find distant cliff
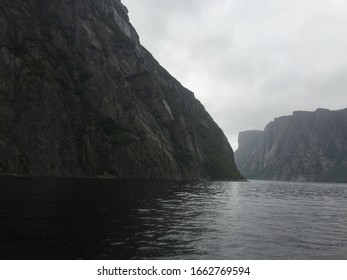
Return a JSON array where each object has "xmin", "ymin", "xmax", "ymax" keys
[
  {"xmin": 235, "ymin": 108, "xmax": 347, "ymax": 182},
  {"xmin": 0, "ymin": 0, "xmax": 243, "ymax": 180}
]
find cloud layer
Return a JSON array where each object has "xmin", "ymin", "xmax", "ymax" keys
[{"xmin": 122, "ymin": 0, "xmax": 347, "ymax": 149}]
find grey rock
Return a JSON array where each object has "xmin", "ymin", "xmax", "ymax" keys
[
  {"xmin": 235, "ymin": 108, "xmax": 347, "ymax": 182},
  {"xmin": 0, "ymin": 0, "xmax": 243, "ymax": 181}
]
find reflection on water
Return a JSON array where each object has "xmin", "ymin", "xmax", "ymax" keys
[{"xmin": 0, "ymin": 177, "xmax": 347, "ymax": 259}]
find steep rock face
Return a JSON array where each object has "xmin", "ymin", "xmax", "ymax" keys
[
  {"xmin": 0, "ymin": 0, "xmax": 243, "ymax": 180},
  {"xmin": 235, "ymin": 108, "xmax": 347, "ymax": 182}
]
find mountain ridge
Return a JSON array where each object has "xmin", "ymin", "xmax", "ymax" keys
[
  {"xmin": 235, "ymin": 108, "xmax": 347, "ymax": 182},
  {"xmin": 0, "ymin": 0, "xmax": 243, "ymax": 181}
]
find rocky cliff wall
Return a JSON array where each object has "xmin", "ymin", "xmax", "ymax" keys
[
  {"xmin": 0, "ymin": 0, "xmax": 243, "ymax": 180},
  {"xmin": 235, "ymin": 108, "xmax": 347, "ymax": 182}
]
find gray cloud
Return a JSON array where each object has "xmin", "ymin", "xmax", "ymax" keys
[{"xmin": 122, "ymin": 0, "xmax": 347, "ymax": 149}]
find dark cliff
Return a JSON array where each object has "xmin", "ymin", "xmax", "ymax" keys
[
  {"xmin": 235, "ymin": 108, "xmax": 347, "ymax": 182},
  {"xmin": 0, "ymin": 0, "xmax": 243, "ymax": 180}
]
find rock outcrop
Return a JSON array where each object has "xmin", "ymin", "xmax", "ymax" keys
[
  {"xmin": 0, "ymin": 0, "xmax": 243, "ymax": 180},
  {"xmin": 235, "ymin": 108, "xmax": 347, "ymax": 182}
]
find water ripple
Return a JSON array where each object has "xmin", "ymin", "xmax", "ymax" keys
[{"xmin": 1, "ymin": 178, "xmax": 347, "ymax": 259}]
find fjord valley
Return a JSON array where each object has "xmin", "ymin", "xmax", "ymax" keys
[
  {"xmin": 0, "ymin": 0, "xmax": 242, "ymax": 181},
  {"xmin": 235, "ymin": 108, "xmax": 347, "ymax": 182},
  {"xmin": 2, "ymin": 0, "xmax": 347, "ymax": 262}
]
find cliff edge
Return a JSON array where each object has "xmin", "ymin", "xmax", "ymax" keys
[
  {"xmin": 0, "ymin": 0, "xmax": 243, "ymax": 180},
  {"xmin": 235, "ymin": 108, "xmax": 347, "ymax": 182}
]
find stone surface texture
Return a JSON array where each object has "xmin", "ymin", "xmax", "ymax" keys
[{"xmin": 0, "ymin": 0, "xmax": 243, "ymax": 180}]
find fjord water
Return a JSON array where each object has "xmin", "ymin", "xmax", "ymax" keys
[{"xmin": 1, "ymin": 178, "xmax": 346, "ymax": 259}]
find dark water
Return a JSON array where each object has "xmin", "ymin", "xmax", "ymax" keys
[{"xmin": 1, "ymin": 177, "xmax": 347, "ymax": 260}]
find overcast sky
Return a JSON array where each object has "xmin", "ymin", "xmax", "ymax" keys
[{"xmin": 122, "ymin": 0, "xmax": 347, "ymax": 150}]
